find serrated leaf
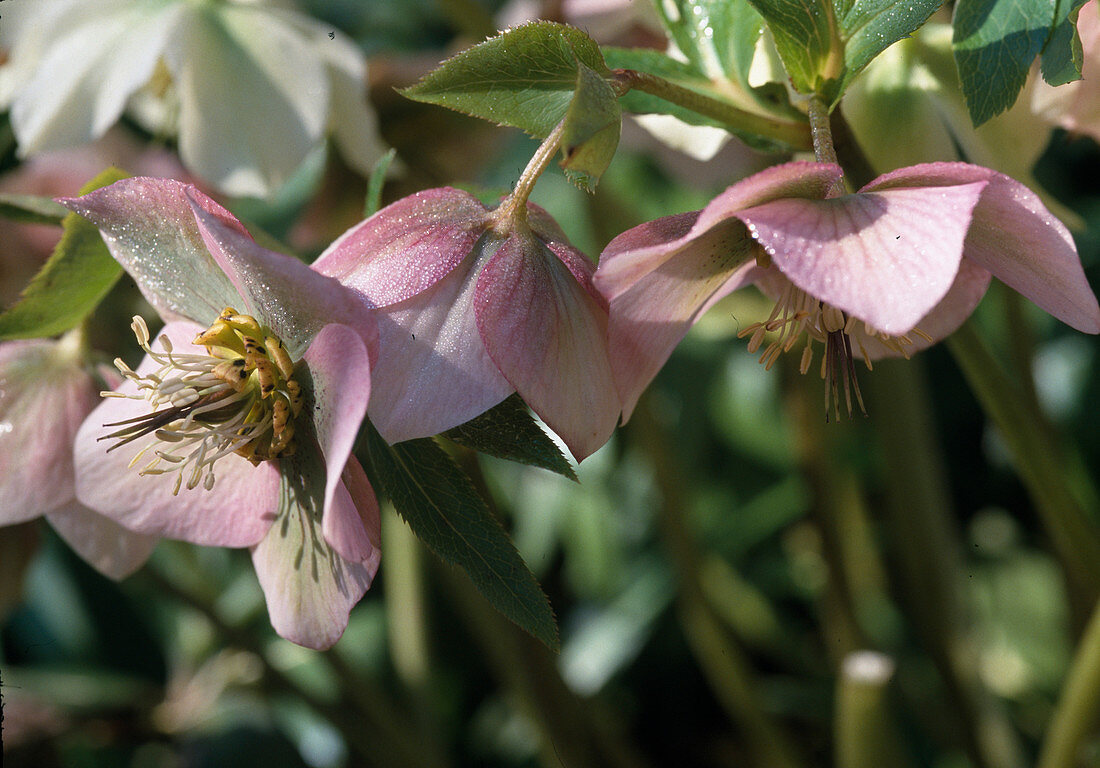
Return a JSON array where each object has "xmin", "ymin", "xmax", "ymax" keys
[
  {"xmin": 365, "ymin": 424, "xmax": 560, "ymax": 650},
  {"xmin": 0, "ymin": 168, "xmax": 127, "ymax": 340},
  {"xmin": 559, "ymin": 62, "xmax": 621, "ymax": 191},
  {"xmin": 953, "ymin": 0, "xmax": 1086, "ymax": 124},
  {"xmin": 401, "ymin": 21, "xmax": 609, "ymax": 138},
  {"xmin": 443, "ymin": 394, "xmax": 577, "ymax": 481},
  {"xmin": 0, "ymin": 193, "xmax": 70, "ymax": 225}
]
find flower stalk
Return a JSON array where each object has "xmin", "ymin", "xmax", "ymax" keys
[
  {"xmin": 494, "ymin": 118, "xmax": 567, "ymax": 227},
  {"xmin": 610, "ymin": 69, "xmax": 812, "ymax": 150}
]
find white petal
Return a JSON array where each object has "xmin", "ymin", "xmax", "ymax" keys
[
  {"xmin": 10, "ymin": 3, "xmax": 181, "ymax": 155},
  {"xmin": 168, "ymin": 4, "xmax": 329, "ymax": 197}
]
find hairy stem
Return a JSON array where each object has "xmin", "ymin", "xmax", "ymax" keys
[{"xmin": 611, "ymin": 69, "xmax": 812, "ymax": 150}]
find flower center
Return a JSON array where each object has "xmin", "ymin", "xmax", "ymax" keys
[
  {"xmin": 737, "ymin": 275, "xmax": 931, "ymax": 420},
  {"xmin": 100, "ymin": 308, "xmax": 304, "ymax": 494}
]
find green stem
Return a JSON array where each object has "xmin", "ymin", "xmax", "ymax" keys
[
  {"xmin": 835, "ymin": 652, "xmax": 914, "ymax": 768},
  {"xmin": 611, "ymin": 69, "xmax": 812, "ymax": 150},
  {"xmin": 494, "ymin": 118, "xmax": 566, "ymax": 227},
  {"xmin": 1037, "ymin": 598, "xmax": 1100, "ymax": 768},
  {"xmin": 634, "ymin": 399, "xmax": 806, "ymax": 768},
  {"xmin": 442, "ymin": 452, "xmax": 651, "ymax": 768},
  {"xmin": 947, "ymin": 322, "xmax": 1100, "ymax": 609},
  {"xmin": 864, "ymin": 357, "xmax": 1025, "ymax": 768},
  {"xmin": 441, "ymin": 562, "xmax": 651, "ymax": 768}
]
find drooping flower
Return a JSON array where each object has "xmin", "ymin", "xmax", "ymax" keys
[
  {"xmin": 0, "ymin": 331, "xmax": 157, "ymax": 579},
  {"xmin": 594, "ymin": 161, "xmax": 1100, "ymax": 420},
  {"xmin": 313, "ymin": 187, "xmax": 620, "ymax": 461},
  {"xmin": 0, "ymin": 0, "xmax": 386, "ymax": 198},
  {"xmin": 58, "ymin": 177, "xmax": 382, "ymax": 649}
]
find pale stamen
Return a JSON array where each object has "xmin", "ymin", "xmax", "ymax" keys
[
  {"xmin": 739, "ymin": 282, "xmax": 925, "ymax": 419},
  {"xmin": 100, "ymin": 309, "xmax": 304, "ymax": 494}
]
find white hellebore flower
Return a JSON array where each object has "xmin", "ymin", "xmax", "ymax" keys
[{"xmin": 0, "ymin": 0, "xmax": 386, "ymax": 198}]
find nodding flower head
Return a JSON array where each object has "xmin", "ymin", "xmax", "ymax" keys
[
  {"xmin": 595, "ymin": 161, "xmax": 1100, "ymax": 423},
  {"xmin": 103, "ymin": 310, "xmax": 305, "ymax": 495}
]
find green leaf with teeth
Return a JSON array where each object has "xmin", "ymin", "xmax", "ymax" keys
[
  {"xmin": 443, "ymin": 394, "xmax": 576, "ymax": 481},
  {"xmin": 365, "ymin": 423, "xmax": 559, "ymax": 650},
  {"xmin": 0, "ymin": 167, "xmax": 128, "ymax": 341}
]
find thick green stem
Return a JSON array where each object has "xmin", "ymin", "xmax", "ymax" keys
[
  {"xmin": 494, "ymin": 118, "xmax": 566, "ymax": 226},
  {"xmin": 947, "ymin": 322, "xmax": 1100, "ymax": 611},
  {"xmin": 611, "ymin": 69, "xmax": 812, "ymax": 150},
  {"xmin": 1038, "ymin": 598, "xmax": 1100, "ymax": 768},
  {"xmin": 835, "ymin": 652, "xmax": 914, "ymax": 768}
]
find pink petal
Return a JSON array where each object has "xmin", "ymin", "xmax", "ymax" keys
[
  {"xmin": 367, "ymin": 256, "xmax": 512, "ymax": 444},
  {"xmin": 251, "ymin": 456, "xmax": 376, "ymax": 650},
  {"xmin": 0, "ymin": 339, "xmax": 98, "ymax": 524},
  {"xmin": 46, "ymin": 501, "xmax": 158, "ymax": 580},
  {"xmin": 73, "ymin": 322, "xmax": 279, "ymax": 547},
  {"xmin": 595, "ymin": 162, "xmax": 843, "ymax": 297},
  {"xmin": 300, "ymin": 323, "xmax": 372, "ymax": 530},
  {"xmin": 595, "ymin": 211, "xmax": 702, "ymax": 298},
  {"xmin": 321, "ymin": 457, "xmax": 381, "ymax": 567},
  {"xmin": 608, "ymin": 241, "xmax": 761, "ymax": 421},
  {"xmin": 866, "ymin": 162, "xmax": 1100, "ymax": 333},
  {"xmin": 740, "ymin": 181, "xmax": 989, "ymax": 335},
  {"xmin": 185, "ymin": 190, "xmax": 380, "ymax": 359},
  {"xmin": 313, "ymin": 187, "xmax": 490, "ymax": 306},
  {"xmin": 476, "ymin": 233, "xmax": 619, "ymax": 460},
  {"xmin": 57, "ymin": 177, "xmax": 248, "ymax": 323}
]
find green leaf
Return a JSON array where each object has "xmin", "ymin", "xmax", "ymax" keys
[
  {"xmin": 365, "ymin": 425, "xmax": 560, "ymax": 650},
  {"xmin": 559, "ymin": 61, "xmax": 621, "ymax": 192},
  {"xmin": 953, "ymin": 0, "xmax": 1086, "ymax": 124},
  {"xmin": 746, "ymin": 0, "xmax": 842, "ymax": 97},
  {"xmin": 748, "ymin": 0, "xmax": 940, "ymax": 104},
  {"xmin": 652, "ymin": 0, "xmax": 748, "ymax": 78},
  {"xmin": 1041, "ymin": 0, "xmax": 1089, "ymax": 86},
  {"xmin": 836, "ymin": 0, "xmax": 942, "ymax": 91},
  {"xmin": 634, "ymin": 0, "xmax": 796, "ymax": 116},
  {"xmin": 0, "ymin": 167, "xmax": 127, "ymax": 341},
  {"xmin": 0, "ymin": 193, "xmax": 70, "ymax": 225},
  {"xmin": 401, "ymin": 21, "xmax": 609, "ymax": 138},
  {"xmin": 443, "ymin": 394, "xmax": 577, "ymax": 481},
  {"xmin": 364, "ymin": 148, "xmax": 398, "ymax": 218}
]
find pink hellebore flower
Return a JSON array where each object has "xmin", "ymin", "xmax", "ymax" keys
[
  {"xmin": 58, "ymin": 177, "xmax": 382, "ymax": 650},
  {"xmin": 313, "ymin": 187, "xmax": 620, "ymax": 461},
  {"xmin": 0, "ymin": 332, "xmax": 157, "ymax": 579},
  {"xmin": 595, "ymin": 161, "xmax": 1100, "ymax": 419}
]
